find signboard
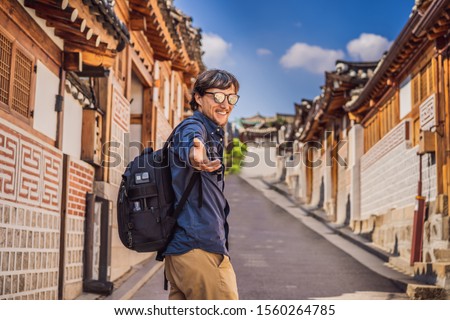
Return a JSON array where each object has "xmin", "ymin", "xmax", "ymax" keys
[{"xmin": 419, "ymin": 94, "xmax": 436, "ymax": 131}]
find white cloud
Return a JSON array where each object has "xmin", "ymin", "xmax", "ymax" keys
[
  {"xmin": 347, "ymin": 33, "xmax": 392, "ymax": 61},
  {"xmin": 280, "ymin": 43, "xmax": 344, "ymax": 74},
  {"xmin": 256, "ymin": 48, "xmax": 272, "ymax": 56},
  {"xmin": 201, "ymin": 33, "xmax": 233, "ymax": 68}
]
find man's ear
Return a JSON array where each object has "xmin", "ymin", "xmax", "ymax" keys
[{"xmin": 194, "ymin": 93, "xmax": 202, "ymax": 107}]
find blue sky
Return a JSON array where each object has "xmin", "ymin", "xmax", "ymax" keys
[{"xmin": 175, "ymin": 0, "xmax": 414, "ymax": 122}]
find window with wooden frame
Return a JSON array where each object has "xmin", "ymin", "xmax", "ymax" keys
[
  {"xmin": 411, "ymin": 60, "xmax": 435, "ymax": 108},
  {"xmin": 379, "ymin": 95, "xmax": 399, "ymax": 138},
  {"xmin": 0, "ymin": 26, "xmax": 35, "ymax": 122},
  {"xmin": 410, "ymin": 59, "xmax": 436, "ymax": 145},
  {"xmin": 364, "ymin": 114, "xmax": 380, "ymax": 153},
  {"xmin": 364, "ymin": 94, "xmax": 399, "ymax": 153}
]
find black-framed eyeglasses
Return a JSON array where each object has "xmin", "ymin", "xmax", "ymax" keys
[{"xmin": 204, "ymin": 91, "xmax": 240, "ymax": 105}]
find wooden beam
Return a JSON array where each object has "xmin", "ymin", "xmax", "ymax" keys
[
  {"xmin": 63, "ymin": 51, "xmax": 83, "ymax": 71},
  {"xmin": 54, "ymin": 29, "xmax": 100, "ymax": 49},
  {"xmin": 427, "ymin": 30, "xmax": 449, "ymax": 40},
  {"xmin": 129, "ymin": 3, "xmax": 151, "ymax": 16},
  {"xmin": 25, "ymin": 0, "xmax": 69, "ymax": 10},
  {"xmin": 25, "ymin": 1, "xmax": 78, "ymax": 22},
  {"xmin": 64, "ymin": 42, "xmax": 115, "ymax": 68},
  {"xmin": 46, "ymin": 15, "xmax": 87, "ymax": 32},
  {"xmin": 130, "ymin": 12, "xmax": 147, "ymax": 31},
  {"xmin": 130, "ymin": 114, "xmax": 143, "ymax": 124},
  {"xmin": 46, "ymin": 20, "xmax": 87, "ymax": 37}
]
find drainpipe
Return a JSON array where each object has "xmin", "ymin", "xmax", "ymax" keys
[
  {"xmin": 55, "ymin": 66, "xmax": 66, "ymax": 149},
  {"xmin": 411, "ymin": 154, "xmax": 426, "ymax": 266}
]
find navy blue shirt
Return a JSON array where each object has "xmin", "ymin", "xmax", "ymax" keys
[{"xmin": 164, "ymin": 111, "xmax": 230, "ymax": 256}]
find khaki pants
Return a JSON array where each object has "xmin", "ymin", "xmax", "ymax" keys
[{"xmin": 165, "ymin": 249, "xmax": 239, "ymax": 300}]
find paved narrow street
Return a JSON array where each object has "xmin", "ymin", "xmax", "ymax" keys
[{"xmin": 133, "ymin": 174, "xmax": 407, "ymax": 300}]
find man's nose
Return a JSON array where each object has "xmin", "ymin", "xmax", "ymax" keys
[{"xmin": 219, "ymin": 100, "xmax": 230, "ymax": 108}]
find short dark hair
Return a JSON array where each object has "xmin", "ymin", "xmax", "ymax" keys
[{"xmin": 189, "ymin": 69, "xmax": 240, "ymax": 111}]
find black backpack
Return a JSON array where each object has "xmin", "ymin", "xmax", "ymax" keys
[{"xmin": 117, "ymin": 120, "xmax": 201, "ymax": 259}]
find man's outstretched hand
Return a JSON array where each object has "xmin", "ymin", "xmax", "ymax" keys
[{"xmin": 189, "ymin": 138, "xmax": 222, "ymax": 172}]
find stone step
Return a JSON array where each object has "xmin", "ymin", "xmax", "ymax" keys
[
  {"xmin": 434, "ymin": 249, "xmax": 450, "ymax": 262},
  {"xmin": 406, "ymin": 284, "xmax": 448, "ymax": 300}
]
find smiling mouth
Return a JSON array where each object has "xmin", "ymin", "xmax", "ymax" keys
[{"xmin": 216, "ymin": 111, "xmax": 228, "ymax": 115}]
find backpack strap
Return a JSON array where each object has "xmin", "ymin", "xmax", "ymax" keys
[{"xmin": 170, "ymin": 171, "xmax": 200, "ymax": 218}]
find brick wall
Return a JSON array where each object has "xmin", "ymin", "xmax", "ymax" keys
[
  {"xmin": 63, "ymin": 158, "xmax": 94, "ymax": 299},
  {"xmin": 0, "ymin": 118, "xmax": 62, "ymax": 299}
]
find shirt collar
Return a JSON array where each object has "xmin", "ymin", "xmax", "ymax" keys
[{"xmin": 192, "ymin": 111, "xmax": 224, "ymax": 138}]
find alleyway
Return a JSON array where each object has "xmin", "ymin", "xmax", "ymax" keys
[{"xmin": 132, "ymin": 175, "xmax": 407, "ymax": 300}]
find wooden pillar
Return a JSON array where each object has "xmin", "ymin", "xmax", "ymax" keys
[
  {"xmin": 142, "ymin": 87, "xmax": 153, "ymax": 148},
  {"xmin": 434, "ymin": 53, "xmax": 446, "ymax": 196}
]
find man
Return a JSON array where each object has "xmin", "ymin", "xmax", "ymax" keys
[{"xmin": 164, "ymin": 69, "xmax": 240, "ymax": 300}]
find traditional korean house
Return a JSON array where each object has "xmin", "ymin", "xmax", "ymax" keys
[
  {"xmin": 342, "ymin": 0, "xmax": 450, "ymax": 289},
  {"xmin": 0, "ymin": 0, "xmax": 203, "ymax": 300},
  {"xmin": 290, "ymin": 61, "xmax": 376, "ymax": 216},
  {"xmin": 239, "ymin": 113, "xmax": 286, "ymax": 178}
]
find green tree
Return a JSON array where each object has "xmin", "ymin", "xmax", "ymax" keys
[{"xmin": 225, "ymin": 138, "xmax": 247, "ymax": 174}]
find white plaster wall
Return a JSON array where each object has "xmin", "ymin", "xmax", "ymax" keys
[
  {"xmin": 153, "ymin": 61, "xmax": 160, "ymax": 110},
  {"xmin": 309, "ymin": 151, "xmax": 325, "ymax": 208},
  {"xmin": 164, "ymin": 79, "xmax": 170, "ymax": 120},
  {"xmin": 130, "ymin": 74, "xmax": 143, "ymax": 114},
  {"xmin": 129, "ymin": 124, "xmax": 142, "ymax": 161},
  {"xmin": 33, "ymin": 60, "xmax": 59, "ymax": 140},
  {"xmin": 348, "ymin": 124, "xmax": 364, "ymax": 221},
  {"xmin": 62, "ymin": 94, "xmax": 82, "ymax": 159},
  {"xmin": 177, "ymin": 83, "xmax": 183, "ymax": 122},
  {"xmin": 360, "ymin": 121, "xmax": 436, "ymax": 218},
  {"xmin": 400, "ymin": 76, "xmax": 412, "ymax": 120}
]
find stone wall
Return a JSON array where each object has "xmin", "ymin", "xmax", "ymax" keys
[
  {"xmin": 309, "ymin": 150, "xmax": 325, "ymax": 208},
  {"xmin": 358, "ymin": 120, "xmax": 438, "ymax": 263}
]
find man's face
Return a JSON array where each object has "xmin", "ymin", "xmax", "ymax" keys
[{"xmin": 195, "ymin": 86, "xmax": 237, "ymax": 127}]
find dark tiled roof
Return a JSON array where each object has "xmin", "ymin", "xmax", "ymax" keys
[{"xmin": 84, "ymin": 0, "xmax": 130, "ymax": 50}]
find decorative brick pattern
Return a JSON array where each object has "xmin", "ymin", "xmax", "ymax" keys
[
  {"xmin": 0, "ymin": 121, "xmax": 62, "ymax": 212},
  {"xmin": 67, "ymin": 160, "xmax": 94, "ymax": 217},
  {"xmin": 110, "ymin": 86, "xmax": 130, "ymax": 186},
  {"xmin": 0, "ymin": 119, "xmax": 62, "ymax": 300},
  {"xmin": 0, "ymin": 129, "xmax": 19, "ymax": 201}
]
